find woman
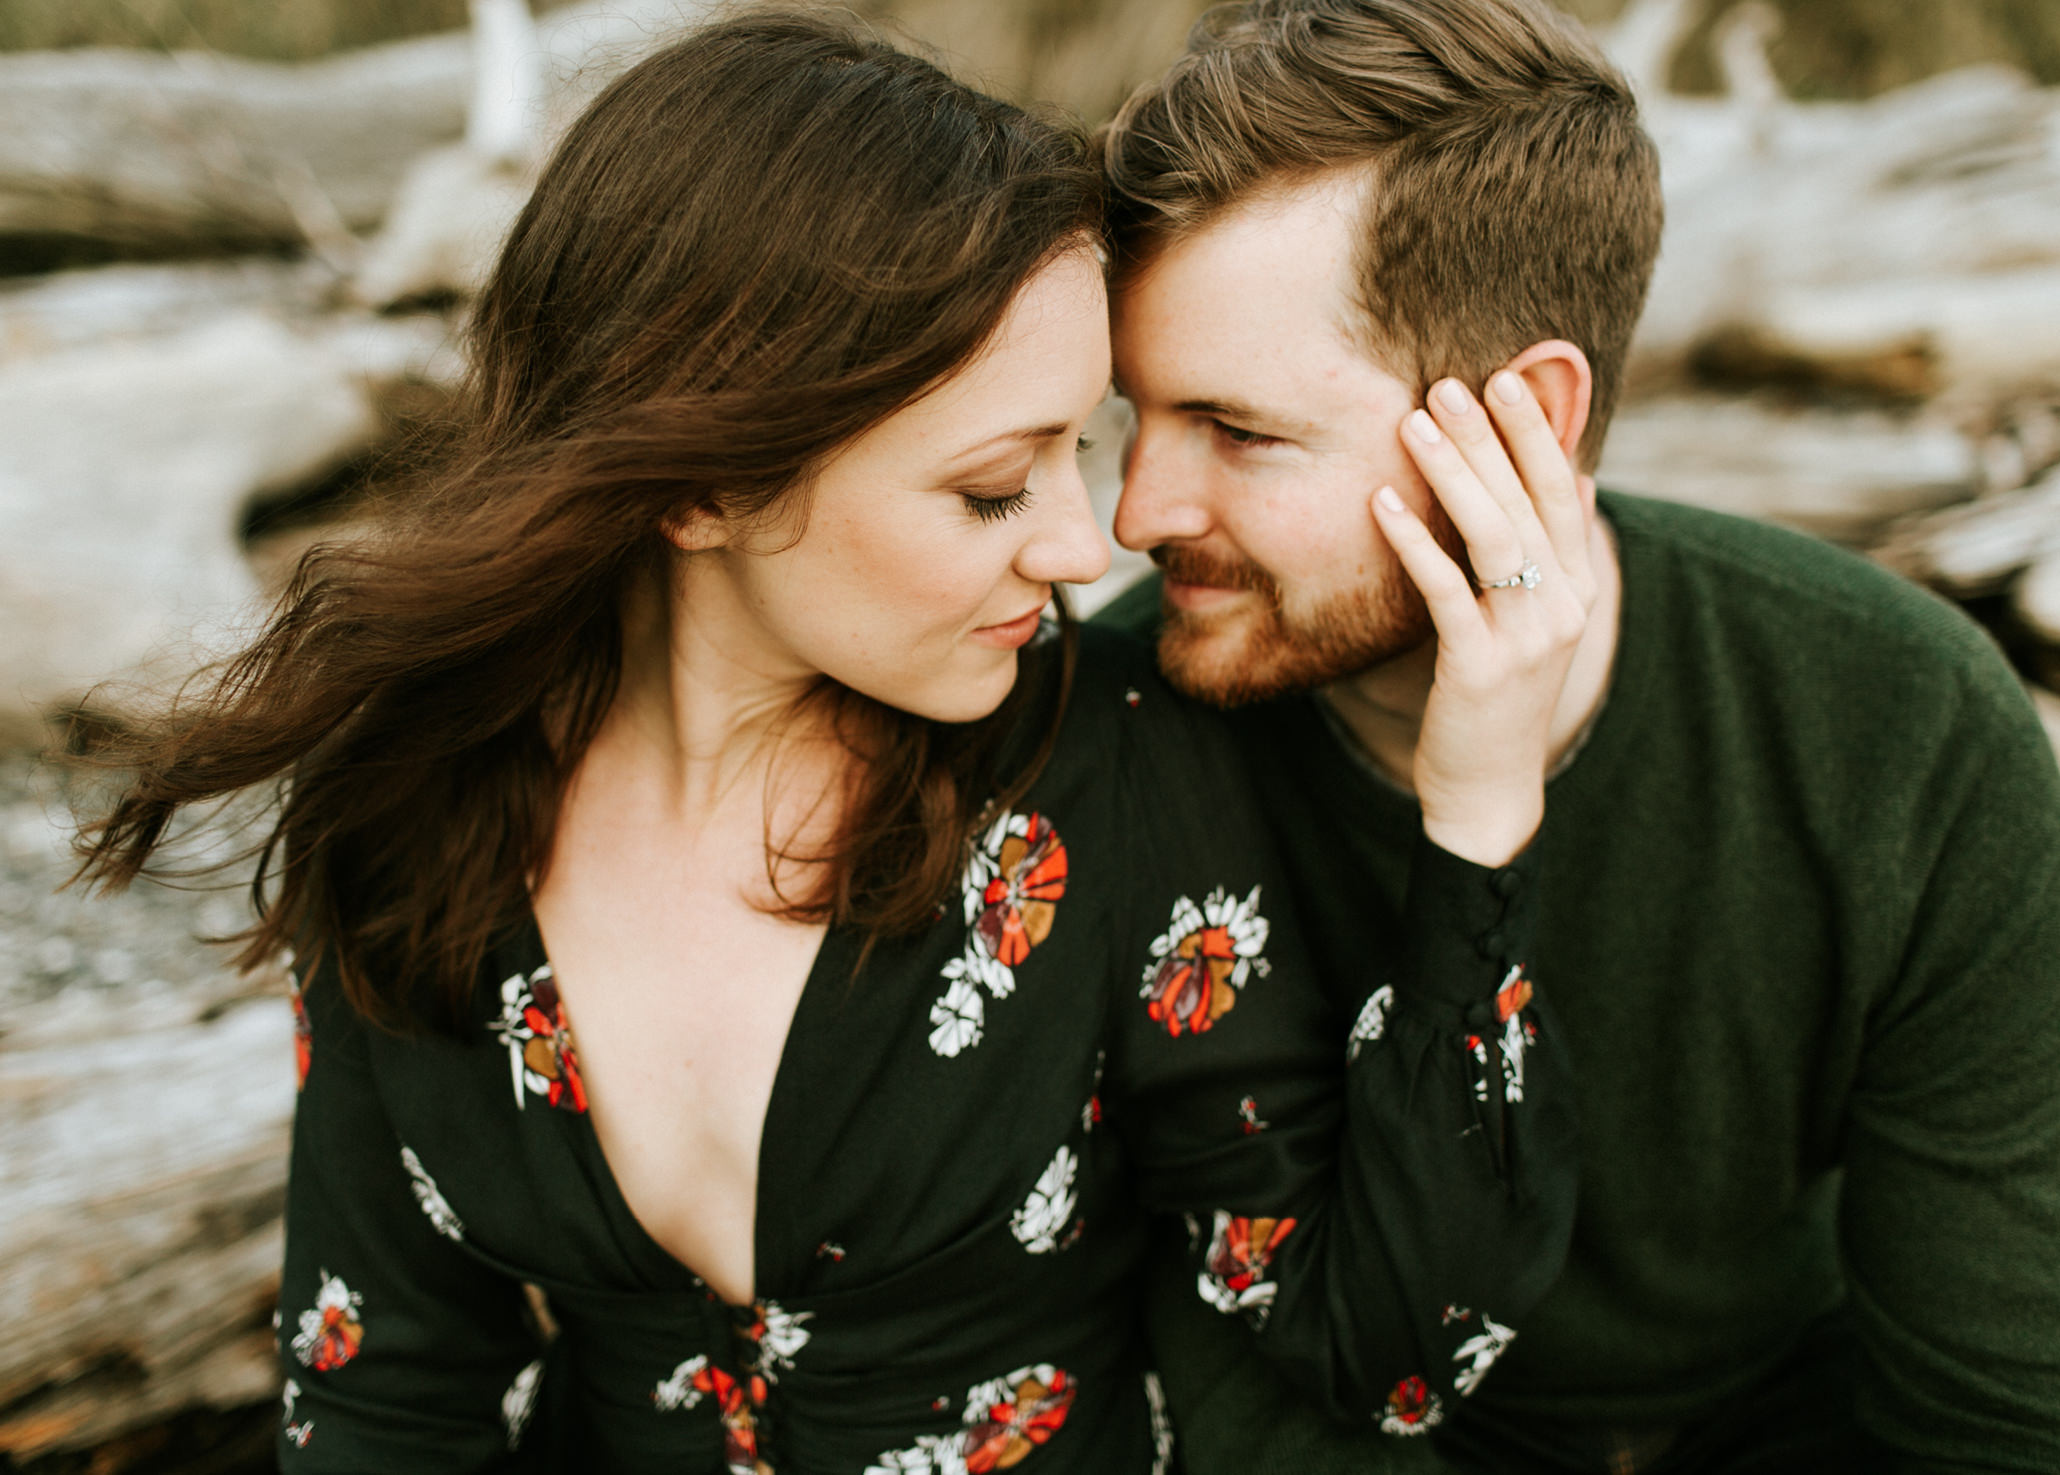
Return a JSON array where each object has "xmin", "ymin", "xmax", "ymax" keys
[{"xmin": 75, "ymin": 14, "xmax": 1587, "ymax": 1472}]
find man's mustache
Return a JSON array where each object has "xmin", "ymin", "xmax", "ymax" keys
[{"xmin": 1149, "ymin": 542, "xmax": 1280, "ymax": 602}]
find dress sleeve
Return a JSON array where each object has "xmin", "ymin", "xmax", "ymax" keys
[
  {"xmin": 1836, "ymin": 674, "xmax": 2060, "ymax": 1473},
  {"xmin": 275, "ymin": 959, "xmax": 546, "ymax": 1469},
  {"xmin": 1103, "ymin": 669, "xmax": 1577, "ymax": 1432}
]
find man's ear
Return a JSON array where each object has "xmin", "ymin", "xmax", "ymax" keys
[{"xmin": 1501, "ymin": 339, "xmax": 1592, "ymax": 469}]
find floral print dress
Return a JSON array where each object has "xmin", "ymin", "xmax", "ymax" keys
[{"xmin": 275, "ymin": 628, "xmax": 1571, "ymax": 1472}]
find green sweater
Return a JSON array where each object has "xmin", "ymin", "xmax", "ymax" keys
[{"xmin": 1095, "ymin": 492, "xmax": 2060, "ymax": 1472}]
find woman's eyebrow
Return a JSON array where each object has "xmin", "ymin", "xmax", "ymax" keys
[{"xmin": 945, "ymin": 423, "xmax": 1073, "ymax": 461}]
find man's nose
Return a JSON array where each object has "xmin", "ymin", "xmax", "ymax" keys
[
  {"xmin": 1020, "ymin": 460, "xmax": 1112, "ymax": 588},
  {"xmin": 1113, "ymin": 422, "xmax": 1213, "ymax": 553}
]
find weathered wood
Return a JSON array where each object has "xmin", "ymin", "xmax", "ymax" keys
[
  {"xmin": 1595, "ymin": 396, "xmax": 1980, "ymax": 543},
  {"xmin": 0, "ymin": 308, "xmax": 458, "ymax": 747},
  {"xmin": 0, "ymin": 758, "xmax": 291, "ymax": 1460},
  {"xmin": 1872, "ymin": 466, "xmax": 2060, "ymax": 595},
  {"xmin": 0, "ymin": 0, "xmax": 697, "ymax": 262}
]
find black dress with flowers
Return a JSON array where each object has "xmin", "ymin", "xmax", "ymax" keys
[{"xmin": 274, "ymin": 626, "xmax": 1573, "ymax": 1473}]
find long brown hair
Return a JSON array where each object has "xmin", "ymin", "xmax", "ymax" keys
[{"xmin": 73, "ymin": 12, "xmax": 1104, "ymax": 1032}]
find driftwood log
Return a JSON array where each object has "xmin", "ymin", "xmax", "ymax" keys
[
  {"xmin": 5, "ymin": 0, "xmax": 2060, "ymax": 1465},
  {"xmin": 0, "ymin": 759, "xmax": 292, "ymax": 1460},
  {"xmin": 0, "ymin": 0, "xmax": 692, "ymax": 266}
]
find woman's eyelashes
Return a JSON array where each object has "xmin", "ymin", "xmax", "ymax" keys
[{"xmin": 962, "ymin": 487, "xmax": 1034, "ymax": 523}]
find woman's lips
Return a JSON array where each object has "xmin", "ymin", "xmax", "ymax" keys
[{"xmin": 969, "ymin": 606, "xmax": 1045, "ymax": 649}]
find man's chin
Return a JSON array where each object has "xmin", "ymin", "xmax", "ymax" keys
[{"xmin": 1155, "ymin": 595, "xmax": 1430, "ymax": 709}]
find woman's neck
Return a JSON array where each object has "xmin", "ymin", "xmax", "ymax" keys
[{"xmin": 598, "ymin": 558, "xmax": 847, "ymax": 842}]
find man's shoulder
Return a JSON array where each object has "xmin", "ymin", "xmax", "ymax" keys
[{"xmin": 1606, "ymin": 490, "xmax": 2025, "ymax": 714}]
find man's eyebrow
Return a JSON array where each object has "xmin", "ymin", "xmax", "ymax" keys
[{"xmin": 1175, "ymin": 396, "xmax": 1270, "ymax": 421}]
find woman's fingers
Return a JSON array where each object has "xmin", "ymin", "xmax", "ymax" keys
[
  {"xmin": 1398, "ymin": 409, "xmax": 1540, "ymax": 591},
  {"xmin": 1421, "ymin": 378, "xmax": 1555, "ymax": 561},
  {"xmin": 1478, "ymin": 370, "xmax": 1593, "ymax": 600},
  {"xmin": 1369, "ymin": 483, "xmax": 1489, "ymax": 659}
]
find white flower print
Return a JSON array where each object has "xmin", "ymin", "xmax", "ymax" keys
[
  {"xmin": 943, "ymin": 945, "xmax": 1016, "ymax": 1002},
  {"xmin": 1452, "ymin": 1313, "xmax": 1518, "ymax": 1397},
  {"xmin": 291, "ymin": 1271, "xmax": 365, "ymax": 1371},
  {"xmin": 755, "ymin": 1300, "xmax": 813, "ymax": 1380},
  {"xmin": 1140, "ymin": 886, "xmax": 1272, "ymax": 1038},
  {"xmin": 400, "ymin": 1146, "xmax": 464, "ymax": 1242},
  {"xmin": 502, "ymin": 1358, "xmax": 544, "ymax": 1449},
  {"xmin": 653, "ymin": 1354, "xmax": 709, "ymax": 1412},
  {"xmin": 1010, "ymin": 1144, "xmax": 1079, "ymax": 1254},
  {"xmin": 958, "ymin": 811, "xmax": 1012, "ymax": 927},
  {"xmin": 864, "ymin": 1438, "xmax": 966, "ymax": 1475},
  {"xmin": 1499, "ymin": 1011, "xmax": 1529, "ymax": 1104},
  {"xmin": 1145, "ymin": 1370, "xmax": 1174, "ymax": 1475},
  {"xmin": 928, "ymin": 973, "xmax": 985, "ymax": 1057},
  {"xmin": 1347, "ymin": 984, "xmax": 1395, "ymax": 1062},
  {"xmin": 282, "ymin": 1378, "xmax": 313, "ymax": 1448}
]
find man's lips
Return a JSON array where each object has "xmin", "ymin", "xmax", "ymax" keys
[
  {"xmin": 969, "ymin": 605, "xmax": 1046, "ymax": 649},
  {"xmin": 1162, "ymin": 578, "xmax": 1253, "ymax": 613}
]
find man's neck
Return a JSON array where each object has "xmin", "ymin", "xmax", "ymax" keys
[{"xmin": 1322, "ymin": 516, "xmax": 1623, "ymax": 794}]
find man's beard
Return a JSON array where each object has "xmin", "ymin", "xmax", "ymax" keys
[{"xmin": 1148, "ymin": 507, "xmax": 1466, "ymax": 709}]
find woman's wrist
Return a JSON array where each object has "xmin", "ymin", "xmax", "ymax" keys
[{"xmin": 1419, "ymin": 786, "xmax": 1544, "ymax": 869}]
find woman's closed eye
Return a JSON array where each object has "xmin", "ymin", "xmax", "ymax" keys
[{"xmin": 962, "ymin": 487, "xmax": 1034, "ymax": 523}]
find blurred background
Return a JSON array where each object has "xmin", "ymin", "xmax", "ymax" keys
[{"xmin": 3, "ymin": 0, "xmax": 2058, "ymax": 1469}]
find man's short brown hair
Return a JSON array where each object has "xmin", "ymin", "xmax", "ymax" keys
[{"xmin": 1101, "ymin": 0, "xmax": 1662, "ymax": 465}]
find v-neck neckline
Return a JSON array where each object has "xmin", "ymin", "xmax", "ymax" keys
[{"xmin": 510, "ymin": 908, "xmax": 850, "ymax": 1306}]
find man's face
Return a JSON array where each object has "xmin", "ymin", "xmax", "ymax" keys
[{"xmin": 1111, "ymin": 171, "xmax": 1460, "ymax": 706}]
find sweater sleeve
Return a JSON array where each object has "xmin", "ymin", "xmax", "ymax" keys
[
  {"xmin": 1838, "ymin": 671, "xmax": 2060, "ymax": 1473},
  {"xmin": 275, "ymin": 960, "xmax": 546, "ymax": 1469},
  {"xmin": 1104, "ymin": 663, "xmax": 1578, "ymax": 1431}
]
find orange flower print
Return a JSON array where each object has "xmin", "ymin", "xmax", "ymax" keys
[
  {"xmin": 1494, "ymin": 964, "xmax": 1535, "ymax": 1105},
  {"xmin": 1495, "ymin": 963, "xmax": 1534, "ymax": 1022},
  {"xmin": 971, "ymin": 813, "xmax": 1068, "ymax": 966},
  {"xmin": 1196, "ymin": 1211, "xmax": 1296, "ymax": 1324},
  {"xmin": 490, "ymin": 964, "xmax": 588, "ymax": 1113},
  {"xmin": 652, "ymin": 1357, "xmax": 770, "ymax": 1474},
  {"xmin": 931, "ymin": 811, "xmax": 1071, "ymax": 1059},
  {"xmin": 1141, "ymin": 887, "xmax": 1271, "ymax": 1038},
  {"xmin": 864, "ymin": 1364, "xmax": 1078, "ymax": 1473},
  {"xmin": 962, "ymin": 1364, "xmax": 1076, "ymax": 1471},
  {"xmin": 1379, "ymin": 1374, "xmax": 1445, "ymax": 1436},
  {"xmin": 290, "ymin": 976, "xmax": 313, "ymax": 1091},
  {"xmin": 290, "ymin": 1271, "xmax": 364, "ymax": 1372}
]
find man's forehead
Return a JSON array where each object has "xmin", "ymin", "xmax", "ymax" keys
[{"xmin": 1111, "ymin": 174, "xmax": 1408, "ymax": 409}]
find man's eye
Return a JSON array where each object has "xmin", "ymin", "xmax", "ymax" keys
[
  {"xmin": 1076, "ymin": 435, "xmax": 1097, "ymax": 453},
  {"xmin": 1213, "ymin": 420, "xmax": 1279, "ymax": 448},
  {"xmin": 962, "ymin": 488, "xmax": 1033, "ymax": 523}
]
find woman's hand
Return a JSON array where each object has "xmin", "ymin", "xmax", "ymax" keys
[{"xmin": 1370, "ymin": 371, "xmax": 1597, "ymax": 867}]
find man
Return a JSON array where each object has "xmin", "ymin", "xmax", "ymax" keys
[{"xmin": 1092, "ymin": 0, "xmax": 2060, "ymax": 1470}]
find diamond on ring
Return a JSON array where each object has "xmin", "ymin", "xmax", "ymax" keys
[{"xmin": 1481, "ymin": 560, "xmax": 1542, "ymax": 591}]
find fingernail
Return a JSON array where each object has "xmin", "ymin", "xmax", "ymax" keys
[
  {"xmin": 1376, "ymin": 486, "xmax": 1406, "ymax": 513},
  {"xmin": 1490, "ymin": 371, "xmax": 1524, "ymax": 405},
  {"xmin": 1408, "ymin": 409, "xmax": 1441, "ymax": 443},
  {"xmin": 1434, "ymin": 380, "xmax": 1473, "ymax": 415}
]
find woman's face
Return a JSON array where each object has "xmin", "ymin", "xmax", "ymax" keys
[{"xmin": 691, "ymin": 248, "xmax": 1114, "ymax": 723}]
